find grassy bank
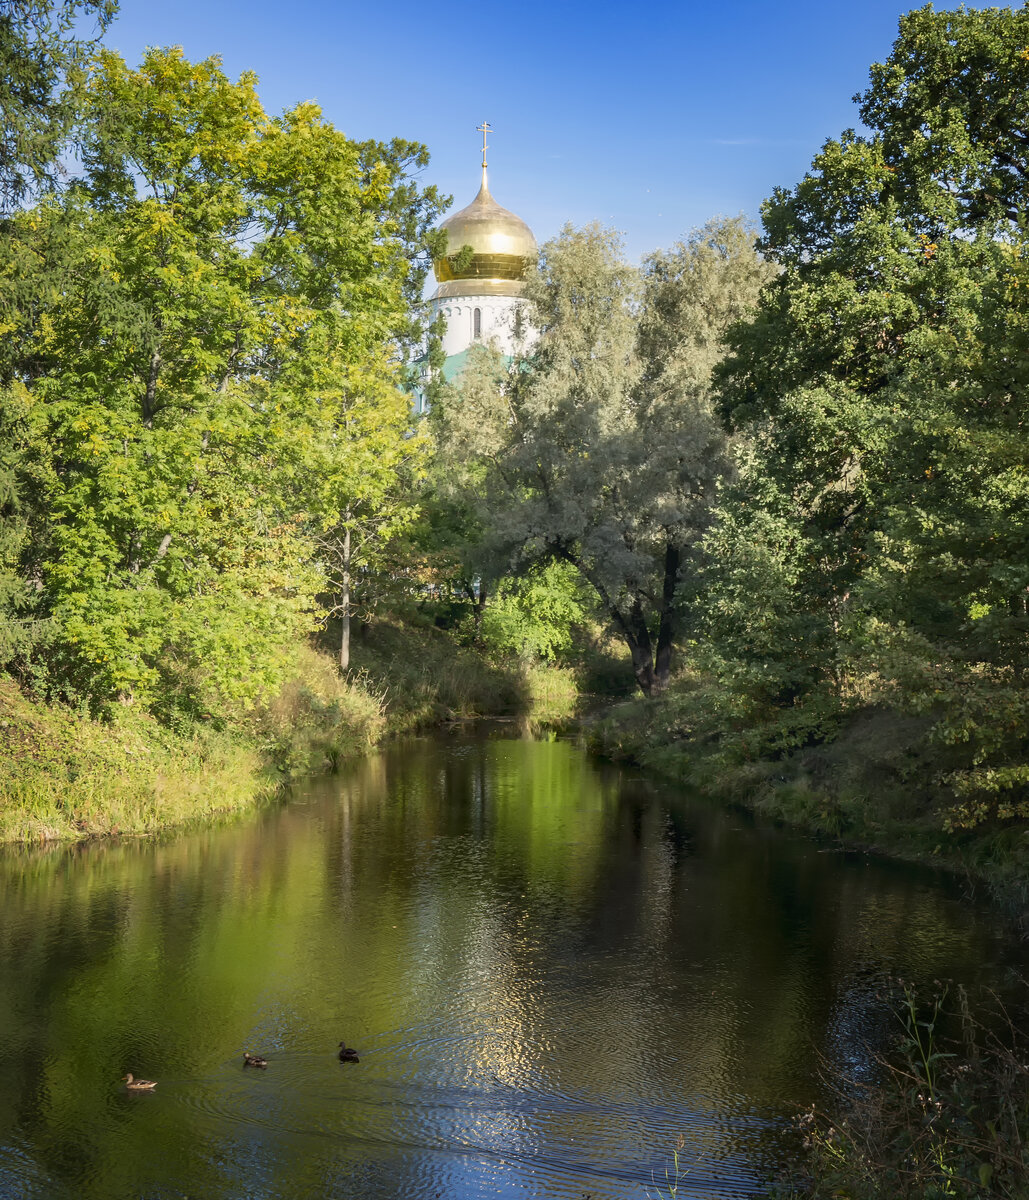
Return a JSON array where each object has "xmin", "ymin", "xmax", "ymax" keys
[
  {"xmin": 585, "ymin": 672, "xmax": 1029, "ymax": 908},
  {"xmin": 0, "ymin": 642, "xmax": 388, "ymax": 843},
  {"xmin": 341, "ymin": 611, "xmax": 631, "ymax": 734},
  {"xmin": 0, "ymin": 676, "xmax": 270, "ymax": 842},
  {"xmin": 0, "ymin": 616, "xmax": 621, "ymax": 844}
]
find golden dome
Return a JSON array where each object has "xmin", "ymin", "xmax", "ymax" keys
[{"xmin": 433, "ymin": 167, "xmax": 537, "ymax": 298}]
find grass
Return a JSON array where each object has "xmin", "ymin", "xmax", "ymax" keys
[
  {"xmin": 584, "ymin": 670, "xmax": 1029, "ymax": 908},
  {"xmin": 344, "ymin": 614, "xmax": 528, "ymax": 732},
  {"xmin": 0, "ymin": 613, "xmax": 625, "ymax": 845},
  {"xmin": 0, "ymin": 642, "xmax": 390, "ymax": 844},
  {"xmin": 776, "ymin": 979, "xmax": 1029, "ymax": 1199},
  {"xmin": 342, "ymin": 613, "xmax": 630, "ymax": 733},
  {"xmin": 0, "ymin": 676, "xmax": 271, "ymax": 842},
  {"xmin": 251, "ymin": 642, "xmax": 387, "ymax": 774}
]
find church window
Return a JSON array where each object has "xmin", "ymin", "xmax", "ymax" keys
[{"xmin": 473, "ymin": 308, "xmax": 482, "ymax": 339}]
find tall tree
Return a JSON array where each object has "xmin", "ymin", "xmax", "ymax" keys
[
  {"xmin": 713, "ymin": 4, "xmax": 1029, "ymax": 818},
  {"xmin": 309, "ymin": 357, "xmax": 429, "ymax": 671},
  {"xmin": 0, "ymin": 47, "xmax": 443, "ymax": 714},
  {"xmin": 0, "ymin": 382, "xmax": 46, "ymax": 664},
  {"xmin": 435, "ymin": 217, "xmax": 772, "ymax": 693}
]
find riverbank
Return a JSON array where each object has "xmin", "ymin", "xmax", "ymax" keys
[
  {"xmin": 0, "ymin": 617, "xmax": 611, "ymax": 844},
  {"xmin": 0, "ymin": 645, "xmax": 379, "ymax": 843},
  {"xmin": 585, "ymin": 675, "xmax": 1029, "ymax": 913}
]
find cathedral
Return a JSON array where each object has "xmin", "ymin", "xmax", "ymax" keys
[{"xmin": 412, "ymin": 123, "xmax": 537, "ymax": 413}]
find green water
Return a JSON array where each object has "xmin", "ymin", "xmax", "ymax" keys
[{"xmin": 0, "ymin": 733, "xmax": 1023, "ymax": 1198}]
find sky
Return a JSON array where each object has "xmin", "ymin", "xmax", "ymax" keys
[{"xmin": 102, "ymin": 0, "xmax": 994, "ymax": 262}]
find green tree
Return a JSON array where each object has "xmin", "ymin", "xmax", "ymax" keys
[
  {"xmin": 0, "ymin": 383, "xmax": 46, "ymax": 664},
  {"xmin": 479, "ymin": 560, "xmax": 590, "ymax": 663},
  {"xmin": 309, "ymin": 359, "xmax": 429, "ymax": 670},
  {"xmin": 435, "ymin": 217, "xmax": 772, "ymax": 693},
  {"xmin": 1, "ymin": 47, "xmax": 442, "ymax": 715},
  {"xmin": 0, "ymin": 0, "xmax": 116, "ymax": 212},
  {"xmin": 713, "ymin": 4, "xmax": 1029, "ymax": 818}
]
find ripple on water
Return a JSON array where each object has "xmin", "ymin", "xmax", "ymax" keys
[{"xmin": 0, "ymin": 735, "xmax": 1024, "ymax": 1199}]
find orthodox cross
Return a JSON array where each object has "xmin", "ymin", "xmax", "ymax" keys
[{"xmin": 477, "ymin": 121, "xmax": 493, "ymax": 169}]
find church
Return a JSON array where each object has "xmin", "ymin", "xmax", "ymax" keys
[{"xmin": 412, "ymin": 123, "xmax": 537, "ymax": 413}]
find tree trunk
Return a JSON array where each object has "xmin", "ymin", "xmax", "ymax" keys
[
  {"xmin": 339, "ymin": 523, "xmax": 351, "ymax": 672},
  {"xmin": 557, "ymin": 546, "xmax": 660, "ymax": 695},
  {"xmin": 653, "ymin": 541, "xmax": 680, "ymax": 691},
  {"xmin": 474, "ymin": 580, "xmax": 487, "ymax": 644},
  {"xmin": 624, "ymin": 598, "xmax": 657, "ymax": 694},
  {"xmin": 142, "ymin": 350, "xmax": 160, "ymax": 428}
]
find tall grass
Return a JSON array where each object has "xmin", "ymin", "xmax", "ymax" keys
[
  {"xmin": 0, "ymin": 679, "xmax": 270, "ymax": 842},
  {"xmin": 0, "ymin": 643, "xmax": 387, "ymax": 844},
  {"xmin": 252, "ymin": 643, "xmax": 386, "ymax": 774},
  {"xmin": 347, "ymin": 616, "xmax": 527, "ymax": 732},
  {"xmin": 0, "ymin": 615, "xmax": 623, "ymax": 844},
  {"xmin": 782, "ymin": 980, "xmax": 1029, "ymax": 1198}
]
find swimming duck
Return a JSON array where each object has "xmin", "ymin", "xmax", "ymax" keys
[
  {"xmin": 122, "ymin": 1073, "xmax": 157, "ymax": 1091},
  {"xmin": 243, "ymin": 1052, "xmax": 268, "ymax": 1068},
  {"xmin": 338, "ymin": 1041, "xmax": 360, "ymax": 1063}
]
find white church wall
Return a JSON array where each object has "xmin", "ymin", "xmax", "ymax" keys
[{"xmin": 435, "ymin": 293, "xmax": 530, "ymax": 359}]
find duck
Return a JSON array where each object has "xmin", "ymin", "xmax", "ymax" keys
[
  {"xmin": 122, "ymin": 1073, "xmax": 157, "ymax": 1091},
  {"xmin": 243, "ymin": 1052, "xmax": 268, "ymax": 1069},
  {"xmin": 338, "ymin": 1040, "xmax": 360, "ymax": 1064}
]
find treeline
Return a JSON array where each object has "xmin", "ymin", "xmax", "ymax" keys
[
  {"xmin": 2, "ymin": 2, "xmax": 1027, "ymax": 850},
  {"xmin": 0, "ymin": 9, "xmax": 446, "ymax": 726},
  {"xmin": 436, "ymin": 4, "xmax": 1029, "ymax": 844}
]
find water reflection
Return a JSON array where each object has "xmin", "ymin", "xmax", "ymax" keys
[{"xmin": 0, "ymin": 734, "xmax": 1023, "ymax": 1198}]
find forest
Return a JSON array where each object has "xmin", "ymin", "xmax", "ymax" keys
[{"xmin": 0, "ymin": 1, "xmax": 1027, "ymax": 897}]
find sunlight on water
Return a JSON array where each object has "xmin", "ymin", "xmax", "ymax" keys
[{"xmin": 0, "ymin": 733, "xmax": 1023, "ymax": 1198}]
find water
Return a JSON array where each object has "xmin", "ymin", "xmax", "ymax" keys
[{"xmin": 0, "ymin": 732, "xmax": 1024, "ymax": 1198}]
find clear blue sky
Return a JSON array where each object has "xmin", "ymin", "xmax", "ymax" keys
[{"xmin": 104, "ymin": 0, "xmax": 992, "ymax": 261}]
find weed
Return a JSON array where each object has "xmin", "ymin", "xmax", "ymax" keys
[
  {"xmin": 647, "ymin": 1133, "xmax": 689, "ymax": 1198},
  {"xmin": 785, "ymin": 979, "xmax": 1029, "ymax": 1198}
]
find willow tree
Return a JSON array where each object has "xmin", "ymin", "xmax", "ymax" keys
[{"xmin": 434, "ymin": 217, "xmax": 773, "ymax": 693}]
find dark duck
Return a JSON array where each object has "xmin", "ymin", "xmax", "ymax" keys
[{"xmin": 338, "ymin": 1040, "xmax": 360, "ymax": 1063}]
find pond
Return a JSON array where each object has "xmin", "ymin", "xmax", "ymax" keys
[{"xmin": 0, "ymin": 732, "xmax": 1024, "ymax": 1198}]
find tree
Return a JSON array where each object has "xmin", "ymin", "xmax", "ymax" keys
[
  {"xmin": 0, "ymin": 0, "xmax": 116, "ymax": 213},
  {"xmin": 0, "ymin": 383, "xmax": 46, "ymax": 665},
  {"xmin": 713, "ymin": 4, "xmax": 1029, "ymax": 818},
  {"xmin": 309, "ymin": 360, "xmax": 429, "ymax": 671},
  {"xmin": 434, "ymin": 217, "xmax": 773, "ymax": 694},
  {"xmin": 0, "ymin": 47, "xmax": 443, "ymax": 715}
]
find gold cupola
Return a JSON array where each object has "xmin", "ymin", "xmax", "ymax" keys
[{"xmin": 432, "ymin": 125, "xmax": 537, "ymax": 299}]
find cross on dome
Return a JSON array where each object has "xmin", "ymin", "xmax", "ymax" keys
[{"xmin": 476, "ymin": 121, "xmax": 492, "ymax": 170}]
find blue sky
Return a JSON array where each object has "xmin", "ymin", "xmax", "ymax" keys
[{"xmin": 104, "ymin": 0, "xmax": 992, "ymax": 260}]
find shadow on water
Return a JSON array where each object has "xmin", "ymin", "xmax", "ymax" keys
[{"xmin": 0, "ymin": 732, "xmax": 1025, "ymax": 1198}]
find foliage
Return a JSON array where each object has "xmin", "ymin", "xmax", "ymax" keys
[
  {"xmin": 310, "ymin": 362, "xmax": 430, "ymax": 669},
  {"xmin": 478, "ymin": 560, "xmax": 590, "ymax": 663},
  {"xmin": 0, "ymin": 0, "xmax": 115, "ymax": 212},
  {"xmin": 0, "ymin": 47, "xmax": 441, "ymax": 718},
  {"xmin": 0, "ymin": 382, "xmax": 46, "ymax": 665},
  {"xmin": 790, "ymin": 981, "xmax": 1029, "ymax": 1199},
  {"xmin": 707, "ymin": 3, "xmax": 1029, "ymax": 825},
  {"xmin": 434, "ymin": 217, "xmax": 773, "ymax": 694},
  {"xmin": 345, "ymin": 614, "xmax": 528, "ymax": 732}
]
